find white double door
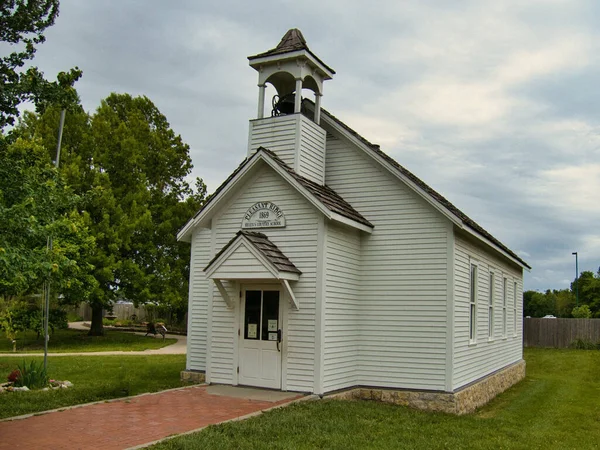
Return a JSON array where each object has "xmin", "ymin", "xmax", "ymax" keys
[{"xmin": 238, "ymin": 287, "xmax": 283, "ymax": 389}]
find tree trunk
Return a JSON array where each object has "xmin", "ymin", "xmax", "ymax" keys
[{"xmin": 88, "ymin": 304, "xmax": 105, "ymax": 336}]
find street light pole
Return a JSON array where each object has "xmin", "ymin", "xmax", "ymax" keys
[{"xmin": 572, "ymin": 251, "xmax": 579, "ymax": 307}]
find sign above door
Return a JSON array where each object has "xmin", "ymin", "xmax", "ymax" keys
[{"xmin": 242, "ymin": 202, "xmax": 286, "ymax": 229}]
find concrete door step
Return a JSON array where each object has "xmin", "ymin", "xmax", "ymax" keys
[{"xmin": 205, "ymin": 385, "xmax": 302, "ymax": 402}]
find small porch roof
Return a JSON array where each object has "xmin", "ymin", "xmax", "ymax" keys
[
  {"xmin": 205, "ymin": 231, "xmax": 302, "ymax": 310},
  {"xmin": 204, "ymin": 230, "xmax": 301, "ymax": 281}
]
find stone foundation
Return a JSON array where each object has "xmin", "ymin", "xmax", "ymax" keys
[
  {"xmin": 180, "ymin": 370, "xmax": 206, "ymax": 384},
  {"xmin": 327, "ymin": 360, "xmax": 525, "ymax": 415}
]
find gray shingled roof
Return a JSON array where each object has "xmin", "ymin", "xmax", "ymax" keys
[
  {"xmin": 205, "ymin": 230, "xmax": 301, "ymax": 275},
  {"xmin": 248, "ymin": 28, "xmax": 336, "ymax": 75},
  {"xmin": 307, "ymin": 100, "xmax": 530, "ymax": 269},
  {"xmin": 185, "ymin": 147, "xmax": 373, "ymax": 230},
  {"xmin": 258, "ymin": 147, "xmax": 372, "ymax": 227}
]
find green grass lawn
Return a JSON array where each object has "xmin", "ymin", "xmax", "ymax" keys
[
  {"xmin": 0, "ymin": 328, "xmax": 177, "ymax": 353},
  {"xmin": 0, "ymin": 355, "xmax": 187, "ymax": 419},
  {"xmin": 153, "ymin": 348, "xmax": 600, "ymax": 450}
]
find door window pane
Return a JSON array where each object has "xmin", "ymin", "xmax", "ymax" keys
[
  {"xmin": 262, "ymin": 290, "xmax": 279, "ymax": 341},
  {"xmin": 244, "ymin": 290, "xmax": 261, "ymax": 340}
]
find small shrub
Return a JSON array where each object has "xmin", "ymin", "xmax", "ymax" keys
[
  {"xmin": 7, "ymin": 369, "xmax": 20, "ymax": 382},
  {"xmin": 102, "ymin": 318, "xmax": 117, "ymax": 326},
  {"xmin": 49, "ymin": 309, "xmax": 68, "ymax": 330},
  {"xmin": 571, "ymin": 305, "xmax": 593, "ymax": 319},
  {"xmin": 14, "ymin": 360, "xmax": 48, "ymax": 389},
  {"xmin": 570, "ymin": 338, "xmax": 600, "ymax": 350},
  {"xmin": 4, "ymin": 306, "xmax": 69, "ymax": 338},
  {"xmin": 66, "ymin": 312, "xmax": 84, "ymax": 323}
]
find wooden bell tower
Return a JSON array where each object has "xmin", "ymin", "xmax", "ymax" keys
[{"xmin": 246, "ymin": 29, "xmax": 335, "ymax": 185}]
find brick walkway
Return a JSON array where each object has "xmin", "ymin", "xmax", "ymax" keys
[{"xmin": 0, "ymin": 386, "xmax": 303, "ymax": 449}]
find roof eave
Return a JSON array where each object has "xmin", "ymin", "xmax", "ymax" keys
[
  {"xmin": 459, "ymin": 225, "xmax": 531, "ymax": 270},
  {"xmin": 318, "ymin": 107, "xmax": 530, "ymax": 271},
  {"xmin": 248, "ymin": 49, "xmax": 335, "ymax": 78},
  {"xmin": 331, "ymin": 212, "xmax": 373, "ymax": 233},
  {"xmin": 178, "ymin": 150, "xmax": 370, "ymax": 241},
  {"xmin": 319, "ymin": 112, "xmax": 463, "ymax": 228},
  {"xmin": 204, "ymin": 234, "xmax": 301, "ymax": 281},
  {"xmin": 177, "ymin": 157, "xmax": 263, "ymax": 242}
]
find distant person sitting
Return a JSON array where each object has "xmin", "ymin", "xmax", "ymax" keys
[{"xmin": 145, "ymin": 322, "xmax": 167, "ymax": 339}]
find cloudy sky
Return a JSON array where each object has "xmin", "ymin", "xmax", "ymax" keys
[{"xmin": 27, "ymin": 0, "xmax": 599, "ymax": 291}]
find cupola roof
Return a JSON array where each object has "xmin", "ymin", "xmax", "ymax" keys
[{"xmin": 248, "ymin": 28, "xmax": 335, "ymax": 75}]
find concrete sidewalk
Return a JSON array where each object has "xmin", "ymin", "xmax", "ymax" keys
[
  {"xmin": 0, "ymin": 385, "xmax": 305, "ymax": 449},
  {"xmin": 0, "ymin": 322, "xmax": 186, "ymax": 357}
]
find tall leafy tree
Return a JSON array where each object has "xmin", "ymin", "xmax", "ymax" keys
[
  {"xmin": 571, "ymin": 269, "xmax": 600, "ymax": 317},
  {"xmin": 1, "ymin": 0, "xmax": 81, "ymax": 132},
  {"xmin": 523, "ymin": 288, "xmax": 575, "ymax": 318},
  {"xmin": 20, "ymin": 95, "xmax": 205, "ymax": 335},
  {"xmin": 0, "ymin": 136, "xmax": 97, "ymax": 302}
]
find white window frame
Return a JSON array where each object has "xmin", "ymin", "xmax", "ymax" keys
[
  {"xmin": 502, "ymin": 277, "xmax": 507, "ymax": 338},
  {"xmin": 513, "ymin": 280, "xmax": 518, "ymax": 337},
  {"xmin": 469, "ymin": 262, "xmax": 478, "ymax": 344},
  {"xmin": 488, "ymin": 270, "xmax": 495, "ymax": 341}
]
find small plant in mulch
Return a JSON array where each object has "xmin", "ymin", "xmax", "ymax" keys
[
  {"xmin": 7, "ymin": 369, "xmax": 20, "ymax": 383},
  {"xmin": 1, "ymin": 360, "xmax": 73, "ymax": 394}
]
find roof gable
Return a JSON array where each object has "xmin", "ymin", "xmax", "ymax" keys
[
  {"xmin": 177, "ymin": 147, "xmax": 372, "ymax": 242},
  {"xmin": 204, "ymin": 230, "xmax": 301, "ymax": 281}
]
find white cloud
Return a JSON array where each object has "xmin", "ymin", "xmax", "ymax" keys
[
  {"xmin": 25, "ymin": 0, "xmax": 600, "ymax": 292},
  {"xmin": 533, "ymin": 164, "xmax": 600, "ymax": 213}
]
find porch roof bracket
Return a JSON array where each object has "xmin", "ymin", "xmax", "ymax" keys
[
  {"xmin": 281, "ymin": 279, "xmax": 299, "ymax": 310},
  {"xmin": 213, "ymin": 279, "xmax": 235, "ymax": 309}
]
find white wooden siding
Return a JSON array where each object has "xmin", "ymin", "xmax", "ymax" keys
[
  {"xmin": 210, "ymin": 243, "xmax": 274, "ymax": 279},
  {"xmin": 210, "ymin": 166, "xmax": 320, "ymax": 391},
  {"xmin": 249, "ymin": 114, "xmax": 327, "ymax": 185},
  {"xmin": 298, "ymin": 115, "xmax": 326, "ymax": 184},
  {"xmin": 248, "ymin": 115, "xmax": 297, "ymax": 167},
  {"xmin": 453, "ymin": 231, "xmax": 523, "ymax": 389},
  {"xmin": 324, "ymin": 133, "xmax": 449, "ymax": 391},
  {"xmin": 323, "ymin": 222, "xmax": 361, "ymax": 392},
  {"xmin": 187, "ymin": 227, "xmax": 212, "ymax": 372}
]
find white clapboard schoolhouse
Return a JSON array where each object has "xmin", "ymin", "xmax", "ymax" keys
[{"xmin": 178, "ymin": 29, "xmax": 530, "ymax": 413}]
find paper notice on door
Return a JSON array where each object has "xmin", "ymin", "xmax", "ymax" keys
[
  {"xmin": 268, "ymin": 319, "xmax": 278, "ymax": 331},
  {"xmin": 268, "ymin": 332, "xmax": 278, "ymax": 341},
  {"xmin": 247, "ymin": 324, "xmax": 257, "ymax": 339}
]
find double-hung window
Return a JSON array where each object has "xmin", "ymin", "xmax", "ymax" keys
[
  {"xmin": 488, "ymin": 272, "xmax": 494, "ymax": 339},
  {"xmin": 513, "ymin": 281, "xmax": 518, "ymax": 336},
  {"xmin": 469, "ymin": 263, "xmax": 478, "ymax": 343},
  {"xmin": 502, "ymin": 277, "xmax": 508, "ymax": 337}
]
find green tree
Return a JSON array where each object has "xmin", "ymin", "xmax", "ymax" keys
[
  {"xmin": 0, "ymin": 137, "xmax": 97, "ymax": 301},
  {"xmin": 523, "ymin": 290, "xmax": 552, "ymax": 317},
  {"xmin": 554, "ymin": 289, "xmax": 575, "ymax": 318},
  {"xmin": 0, "ymin": 137, "xmax": 97, "ymax": 350},
  {"xmin": 91, "ymin": 94, "xmax": 205, "ymax": 315},
  {"xmin": 18, "ymin": 95, "xmax": 205, "ymax": 335},
  {"xmin": 571, "ymin": 269, "xmax": 600, "ymax": 317},
  {"xmin": 523, "ymin": 288, "xmax": 575, "ymax": 318},
  {"xmin": 571, "ymin": 304, "xmax": 592, "ymax": 319},
  {"xmin": 1, "ymin": 0, "xmax": 81, "ymax": 131}
]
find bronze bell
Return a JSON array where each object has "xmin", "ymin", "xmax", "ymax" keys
[{"xmin": 272, "ymin": 93, "xmax": 296, "ymax": 116}]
